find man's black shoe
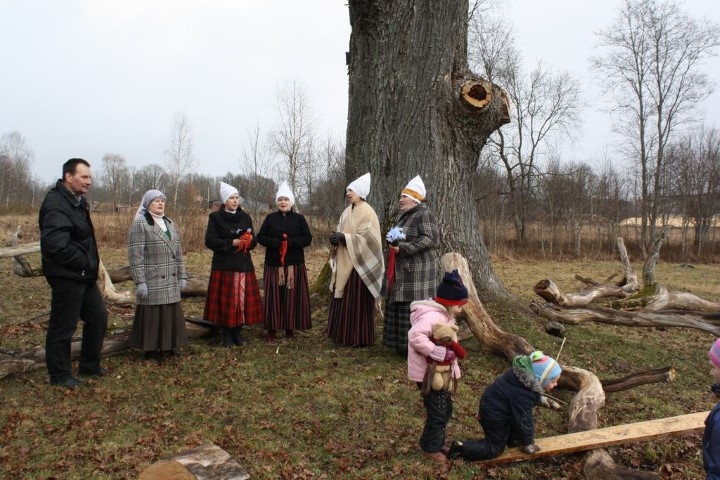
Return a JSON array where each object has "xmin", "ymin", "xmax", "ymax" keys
[
  {"xmin": 50, "ymin": 377, "xmax": 84, "ymax": 390},
  {"xmin": 78, "ymin": 367, "xmax": 106, "ymax": 377}
]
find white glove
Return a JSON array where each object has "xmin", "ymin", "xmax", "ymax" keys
[
  {"xmin": 136, "ymin": 282, "xmax": 148, "ymax": 300},
  {"xmin": 180, "ymin": 278, "xmax": 187, "ymax": 290},
  {"xmin": 540, "ymin": 396, "xmax": 562, "ymax": 410}
]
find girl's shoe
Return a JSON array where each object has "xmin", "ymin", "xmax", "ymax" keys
[{"xmin": 421, "ymin": 450, "xmax": 449, "ymax": 465}]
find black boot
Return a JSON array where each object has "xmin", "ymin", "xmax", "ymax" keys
[
  {"xmin": 222, "ymin": 328, "xmax": 234, "ymax": 348},
  {"xmin": 231, "ymin": 326, "xmax": 246, "ymax": 346}
]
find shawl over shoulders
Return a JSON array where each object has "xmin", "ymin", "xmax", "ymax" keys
[{"xmin": 329, "ymin": 201, "xmax": 384, "ymax": 298}]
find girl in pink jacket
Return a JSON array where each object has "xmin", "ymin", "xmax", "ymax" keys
[{"xmin": 408, "ymin": 269, "xmax": 468, "ymax": 465}]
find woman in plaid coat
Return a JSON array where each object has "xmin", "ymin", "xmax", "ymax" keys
[
  {"xmin": 203, "ymin": 182, "xmax": 263, "ymax": 347},
  {"xmin": 383, "ymin": 175, "xmax": 440, "ymax": 356},
  {"xmin": 128, "ymin": 189, "xmax": 189, "ymax": 361}
]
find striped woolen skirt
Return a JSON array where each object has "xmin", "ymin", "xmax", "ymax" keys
[
  {"xmin": 382, "ymin": 301, "xmax": 411, "ymax": 352},
  {"xmin": 327, "ymin": 269, "xmax": 376, "ymax": 347},
  {"xmin": 128, "ymin": 302, "xmax": 188, "ymax": 352},
  {"xmin": 204, "ymin": 270, "xmax": 264, "ymax": 327},
  {"xmin": 263, "ymin": 264, "xmax": 312, "ymax": 332}
]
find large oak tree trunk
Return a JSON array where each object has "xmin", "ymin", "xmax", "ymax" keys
[{"xmin": 345, "ymin": 0, "xmax": 510, "ymax": 296}]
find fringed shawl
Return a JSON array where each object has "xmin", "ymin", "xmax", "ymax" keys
[{"xmin": 329, "ymin": 201, "xmax": 384, "ymax": 298}]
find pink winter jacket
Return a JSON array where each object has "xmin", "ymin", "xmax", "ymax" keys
[{"xmin": 407, "ymin": 299, "xmax": 462, "ymax": 383}]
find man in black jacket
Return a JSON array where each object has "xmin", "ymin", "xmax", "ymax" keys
[{"xmin": 39, "ymin": 158, "xmax": 108, "ymax": 389}]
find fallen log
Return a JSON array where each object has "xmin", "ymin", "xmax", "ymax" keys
[
  {"xmin": 530, "ymin": 300, "xmax": 720, "ymax": 336},
  {"xmin": 106, "ymin": 265, "xmax": 209, "ymax": 297},
  {"xmin": 0, "ymin": 241, "xmax": 41, "ymax": 257},
  {"xmin": 602, "ymin": 368, "xmax": 676, "ymax": 393},
  {"xmin": 533, "ymin": 238, "xmax": 640, "ymax": 307},
  {"xmin": 0, "ymin": 319, "xmax": 213, "ymax": 379},
  {"xmin": 478, "ymin": 411, "xmax": 706, "ymax": 467}
]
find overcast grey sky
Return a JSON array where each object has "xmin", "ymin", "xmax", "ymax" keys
[{"xmin": 1, "ymin": 0, "xmax": 719, "ymax": 185}]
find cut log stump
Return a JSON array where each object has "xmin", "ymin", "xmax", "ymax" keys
[
  {"xmin": 169, "ymin": 443, "xmax": 249, "ymax": 480},
  {"xmin": 476, "ymin": 411, "xmax": 707, "ymax": 466}
]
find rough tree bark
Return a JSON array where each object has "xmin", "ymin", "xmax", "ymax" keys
[{"xmin": 345, "ymin": 0, "xmax": 510, "ymax": 296}]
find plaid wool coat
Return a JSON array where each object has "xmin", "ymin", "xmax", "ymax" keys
[
  {"xmin": 128, "ymin": 212, "xmax": 187, "ymax": 306},
  {"xmin": 383, "ymin": 202, "xmax": 439, "ymax": 303}
]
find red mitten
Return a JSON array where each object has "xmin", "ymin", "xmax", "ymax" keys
[
  {"xmin": 279, "ymin": 233, "xmax": 288, "ymax": 266},
  {"xmin": 450, "ymin": 341, "xmax": 467, "ymax": 360},
  {"xmin": 237, "ymin": 230, "xmax": 253, "ymax": 254}
]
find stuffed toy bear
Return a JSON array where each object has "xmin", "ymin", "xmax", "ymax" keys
[{"xmin": 428, "ymin": 323, "xmax": 467, "ymax": 391}]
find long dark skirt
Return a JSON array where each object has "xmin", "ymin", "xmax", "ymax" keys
[
  {"xmin": 382, "ymin": 301, "xmax": 411, "ymax": 353},
  {"xmin": 204, "ymin": 270, "xmax": 264, "ymax": 327},
  {"xmin": 263, "ymin": 264, "xmax": 312, "ymax": 332},
  {"xmin": 128, "ymin": 302, "xmax": 188, "ymax": 352},
  {"xmin": 327, "ymin": 269, "xmax": 376, "ymax": 346}
]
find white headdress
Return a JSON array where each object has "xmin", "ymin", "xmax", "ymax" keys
[
  {"xmin": 401, "ymin": 175, "xmax": 426, "ymax": 203},
  {"xmin": 219, "ymin": 181, "xmax": 239, "ymax": 204},
  {"xmin": 275, "ymin": 181, "xmax": 295, "ymax": 207},
  {"xmin": 346, "ymin": 172, "xmax": 371, "ymax": 200}
]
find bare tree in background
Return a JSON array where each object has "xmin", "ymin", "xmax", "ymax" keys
[
  {"xmin": 271, "ymin": 81, "xmax": 316, "ymax": 206},
  {"xmin": 468, "ymin": 9, "xmax": 582, "ymax": 243},
  {"xmin": 667, "ymin": 127, "xmax": 720, "ymax": 260},
  {"xmin": 0, "ymin": 131, "xmax": 34, "ymax": 209},
  {"xmin": 101, "ymin": 153, "xmax": 130, "ymax": 212},
  {"xmin": 133, "ymin": 163, "xmax": 168, "ymax": 199},
  {"xmin": 239, "ymin": 124, "xmax": 277, "ymax": 214},
  {"xmin": 164, "ymin": 111, "xmax": 196, "ymax": 206},
  {"xmin": 308, "ymin": 135, "xmax": 346, "ymax": 227},
  {"xmin": 592, "ymin": 0, "xmax": 720, "ymax": 258}
]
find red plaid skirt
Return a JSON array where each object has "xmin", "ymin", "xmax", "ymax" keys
[{"xmin": 204, "ymin": 270, "xmax": 264, "ymax": 327}]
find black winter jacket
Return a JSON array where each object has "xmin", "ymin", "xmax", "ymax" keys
[
  {"xmin": 39, "ymin": 179, "xmax": 100, "ymax": 283},
  {"xmin": 256, "ymin": 210, "xmax": 312, "ymax": 266},
  {"xmin": 205, "ymin": 208, "xmax": 257, "ymax": 272},
  {"xmin": 479, "ymin": 367, "xmax": 545, "ymax": 447}
]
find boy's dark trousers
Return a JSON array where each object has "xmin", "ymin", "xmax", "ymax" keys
[
  {"xmin": 458, "ymin": 415, "xmax": 514, "ymax": 461},
  {"xmin": 418, "ymin": 384, "xmax": 453, "ymax": 453}
]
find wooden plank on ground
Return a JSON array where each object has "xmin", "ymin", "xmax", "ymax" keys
[{"xmin": 478, "ymin": 411, "xmax": 708, "ymax": 466}]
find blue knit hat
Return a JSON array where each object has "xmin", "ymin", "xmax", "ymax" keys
[
  {"xmin": 435, "ymin": 270, "xmax": 468, "ymax": 306},
  {"xmin": 530, "ymin": 351, "xmax": 562, "ymax": 388}
]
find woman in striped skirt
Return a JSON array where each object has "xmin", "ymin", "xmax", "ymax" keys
[
  {"xmin": 257, "ymin": 181, "xmax": 313, "ymax": 341},
  {"xmin": 327, "ymin": 173, "xmax": 384, "ymax": 347},
  {"xmin": 203, "ymin": 181, "xmax": 263, "ymax": 347}
]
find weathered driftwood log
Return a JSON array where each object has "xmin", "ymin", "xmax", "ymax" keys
[
  {"xmin": 530, "ymin": 300, "xmax": 720, "ymax": 336},
  {"xmin": 0, "ymin": 320, "xmax": 213, "ymax": 380},
  {"xmin": 621, "ymin": 284, "xmax": 720, "ymax": 312},
  {"xmin": 534, "ymin": 237, "xmax": 639, "ymax": 307},
  {"xmin": 584, "ymin": 449, "xmax": 661, "ymax": 480},
  {"xmin": 442, "ymin": 252, "xmax": 664, "ymax": 478},
  {"xmin": 0, "ymin": 241, "xmax": 135, "ymax": 304},
  {"xmin": 534, "ymin": 278, "xmax": 635, "ymax": 306},
  {"xmin": 0, "ymin": 241, "xmax": 41, "ymax": 257},
  {"xmin": 107, "ymin": 265, "xmax": 210, "ymax": 297},
  {"xmin": 601, "ymin": 368, "xmax": 676, "ymax": 393}
]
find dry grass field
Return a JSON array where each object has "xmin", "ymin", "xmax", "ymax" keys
[{"xmin": 1, "ymin": 213, "xmax": 719, "ymax": 479}]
